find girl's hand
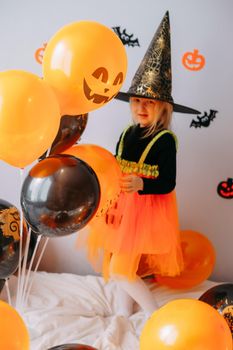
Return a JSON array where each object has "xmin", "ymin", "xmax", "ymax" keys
[{"xmin": 120, "ymin": 174, "xmax": 144, "ymax": 193}]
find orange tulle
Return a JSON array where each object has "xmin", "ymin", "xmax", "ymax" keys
[{"xmin": 79, "ymin": 190, "xmax": 184, "ymax": 281}]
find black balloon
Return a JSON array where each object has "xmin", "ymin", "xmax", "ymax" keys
[
  {"xmin": 0, "ymin": 279, "xmax": 5, "ymax": 293},
  {"xmin": 0, "ymin": 199, "xmax": 28, "ymax": 279},
  {"xmin": 199, "ymin": 283, "xmax": 233, "ymax": 335},
  {"xmin": 40, "ymin": 114, "xmax": 88, "ymax": 160},
  {"xmin": 21, "ymin": 155, "xmax": 100, "ymax": 237},
  {"xmin": 48, "ymin": 344, "xmax": 97, "ymax": 350},
  {"xmin": 27, "ymin": 230, "xmax": 39, "ymax": 263}
]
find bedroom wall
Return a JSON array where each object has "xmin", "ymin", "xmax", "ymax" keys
[{"xmin": 0, "ymin": 0, "xmax": 232, "ymax": 282}]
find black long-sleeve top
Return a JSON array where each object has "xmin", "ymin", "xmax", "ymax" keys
[{"xmin": 115, "ymin": 124, "xmax": 177, "ymax": 195}]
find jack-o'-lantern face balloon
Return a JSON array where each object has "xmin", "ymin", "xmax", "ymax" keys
[{"xmin": 42, "ymin": 21, "xmax": 127, "ymax": 115}]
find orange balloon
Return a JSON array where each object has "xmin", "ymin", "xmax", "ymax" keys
[
  {"xmin": 0, "ymin": 70, "xmax": 61, "ymax": 168},
  {"xmin": 140, "ymin": 299, "xmax": 232, "ymax": 350},
  {"xmin": 156, "ymin": 230, "xmax": 216, "ymax": 289},
  {"xmin": 42, "ymin": 21, "xmax": 127, "ymax": 115},
  {"xmin": 0, "ymin": 300, "xmax": 30, "ymax": 349},
  {"xmin": 63, "ymin": 144, "xmax": 121, "ymax": 216}
]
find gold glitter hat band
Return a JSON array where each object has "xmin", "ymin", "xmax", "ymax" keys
[{"xmin": 115, "ymin": 11, "xmax": 200, "ymax": 115}]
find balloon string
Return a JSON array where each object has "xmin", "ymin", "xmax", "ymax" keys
[
  {"xmin": 16, "ymin": 167, "xmax": 24, "ymax": 308},
  {"xmin": 24, "ymin": 237, "xmax": 49, "ymax": 307},
  {"xmin": 17, "ymin": 227, "xmax": 31, "ymax": 310},
  {"xmin": 5, "ymin": 279, "xmax": 12, "ymax": 306},
  {"xmin": 46, "ymin": 147, "xmax": 51, "ymax": 157},
  {"xmin": 21, "ymin": 234, "xmax": 42, "ymax": 308}
]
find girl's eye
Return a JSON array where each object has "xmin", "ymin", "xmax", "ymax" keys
[{"xmin": 148, "ymin": 100, "xmax": 155, "ymax": 105}]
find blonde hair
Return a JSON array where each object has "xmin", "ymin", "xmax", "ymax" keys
[{"xmin": 147, "ymin": 100, "xmax": 173, "ymax": 137}]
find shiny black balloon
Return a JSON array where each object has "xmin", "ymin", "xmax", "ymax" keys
[
  {"xmin": 48, "ymin": 344, "xmax": 97, "ymax": 350},
  {"xmin": 0, "ymin": 279, "xmax": 5, "ymax": 293},
  {"xmin": 199, "ymin": 283, "xmax": 233, "ymax": 335},
  {"xmin": 0, "ymin": 199, "xmax": 27, "ymax": 279},
  {"xmin": 27, "ymin": 230, "xmax": 39, "ymax": 263},
  {"xmin": 21, "ymin": 155, "xmax": 100, "ymax": 237},
  {"xmin": 40, "ymin": 114, "xmax": 88, "ymax": 160}
]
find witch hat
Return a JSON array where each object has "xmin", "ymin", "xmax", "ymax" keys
[{"xmin": 115, "ymin": 11, "xmax": 200, "ymax": 114}]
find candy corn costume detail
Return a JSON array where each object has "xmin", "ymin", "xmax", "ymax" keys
[{"xmin": 86, "ymin": 124, "xmax": 184, "ymax": 280}]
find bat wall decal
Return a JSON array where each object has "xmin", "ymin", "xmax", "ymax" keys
[
  {"xmin": 112, "ymin": 26, "xmax": 140, "ymax": 47},
  {"xmin": 190, "ymin": 109, "xmax": 218, "ymax": 128}
]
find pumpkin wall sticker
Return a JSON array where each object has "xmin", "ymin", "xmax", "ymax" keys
[
  {"xmin": 42, "ymin": 21, "xmax": 128, "ymax": 115},
  {"xmin": 34, "ymin": 43, "xmax": 47, "ymax": 64},
  {"xmin": 217, "ymin": 178, "xmax": 233, "ymax": 199},
  {"xmin": 182, "ymin": 49, "xmax": 205, "ymax": 71}
]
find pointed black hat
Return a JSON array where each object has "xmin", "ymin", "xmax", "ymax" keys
[{"xmin": 115, "ymin": 11, "xmax": 200, "ymax": 114}]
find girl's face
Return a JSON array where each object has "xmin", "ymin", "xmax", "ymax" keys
[{"xmin": 130, "ymin": 97, "xmax": 159, "ymax": 127}]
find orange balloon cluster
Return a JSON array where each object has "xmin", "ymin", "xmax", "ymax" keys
[
  {"xmin": 43, "ymin": 21, "xmax": 127, "ymax": 115},
  {"xmin": 0, "ymin": 21, "xmax": 127, "ymax": 168},
  {"xmin": 0, "ymin": 70, "xmax": 61, "ymax": 168},
  {"xmin": 140, "ymin": 299, "xmax": 232, "ymax": 350},
  {"xmin": 0, "ymin": 300, "xmax": 30, "ymax": 349},
  {"xmin": 63, "ymin": 144, "xmax": 121, "ymax": 216},
  {"xmin": 156, "ymin": 230, "xmax": 216, "ymax": 289}
]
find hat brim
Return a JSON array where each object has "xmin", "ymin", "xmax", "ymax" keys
[{"xmin": 115, "ymin": 92, "xmax": 200, "ymax": 115}]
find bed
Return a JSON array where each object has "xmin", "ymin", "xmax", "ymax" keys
[{"xmin": 1, "ymin": 272, "xmax": 218, "ymax": 350}]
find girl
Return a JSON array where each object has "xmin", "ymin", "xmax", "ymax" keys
[
  {"xmin": 104, "ymin": 97, "xmax": 183, "ymax": 317},
  {"xmin": 85, "ymin": 11, "xmax": 200, "ymax": 318}
]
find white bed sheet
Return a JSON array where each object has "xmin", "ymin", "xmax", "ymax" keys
[{"xmin": 1, "ymin": 272, "xmax": 219, "ymax": 350}]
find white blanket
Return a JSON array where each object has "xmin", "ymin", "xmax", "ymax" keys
[{"xmin": 1, "ymin": 272, "xmax": 218, "ymax": 350}]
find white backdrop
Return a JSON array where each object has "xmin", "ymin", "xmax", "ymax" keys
[{"xmin": 0, "ymin": 0, "xmax": 233, "ymax": 282}]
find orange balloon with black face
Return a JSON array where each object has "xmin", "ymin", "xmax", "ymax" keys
[{"xmin": 43, "ymin": 21, "xmax": 127, "ymax": 115}]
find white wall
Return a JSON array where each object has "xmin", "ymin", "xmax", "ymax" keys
[{"xmin": 0, "ymin": 0, "xmax": 233, "ymax": 282}]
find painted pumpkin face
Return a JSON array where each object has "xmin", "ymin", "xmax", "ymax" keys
[
  {"xmin": 217, "ymin": 178, "xmax": 233, "ymax": 199},
  {"xmin": 43, "ymin": 21, "xmax": 127, "ymax": 115},
  {"xmin": 83, "ymin": 67, "xmax": 123, "ymax": 104}
]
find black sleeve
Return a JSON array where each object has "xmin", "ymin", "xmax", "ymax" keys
[{"xmin": 138, "ymin": 134, "xmax": 177, "ymax": 195}]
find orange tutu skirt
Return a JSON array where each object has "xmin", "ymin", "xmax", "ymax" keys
[{"xmin": 79, "ymin": 190, "xmax": 184, "ymax": 281}]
